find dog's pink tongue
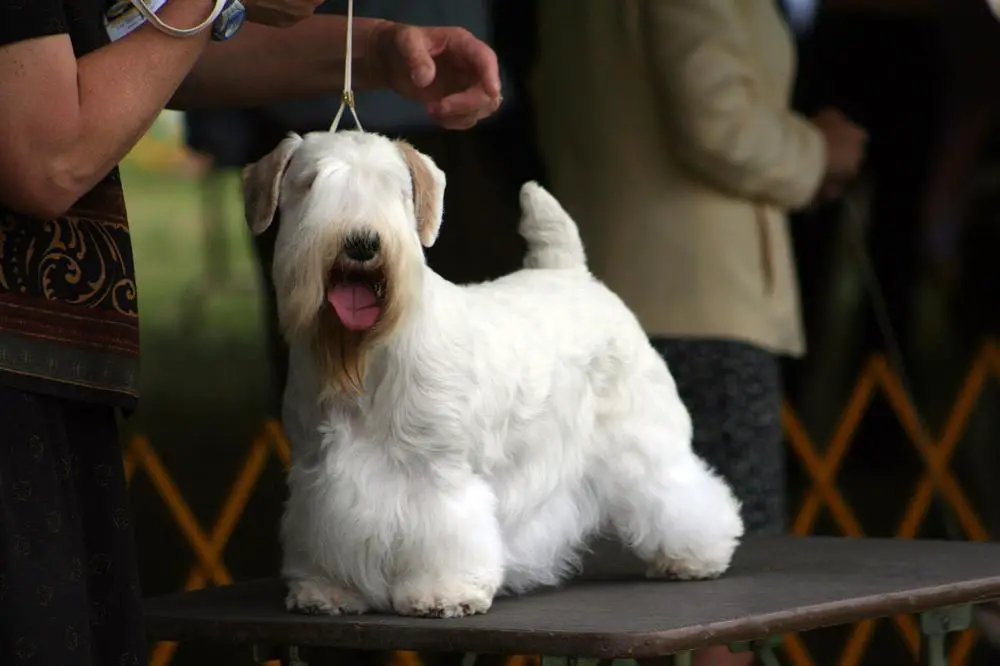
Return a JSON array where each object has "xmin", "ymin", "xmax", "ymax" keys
[{"xmin": 327, "ymin": 283, "xmax": 381, "ymax": 331}]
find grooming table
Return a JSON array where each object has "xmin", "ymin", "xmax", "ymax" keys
[{"xmin": 144, "ymin": 536, "xmax": 1000, "ymax": 666}]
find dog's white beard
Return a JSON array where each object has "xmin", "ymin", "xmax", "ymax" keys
[{"xmin": 274, "ymin": 225, "xmax": 421, "ymax": 398}]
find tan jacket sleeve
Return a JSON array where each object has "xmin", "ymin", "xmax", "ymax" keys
[{"xmin": 639, "ymin": 0, "xmax": 826, "ymax": 211}]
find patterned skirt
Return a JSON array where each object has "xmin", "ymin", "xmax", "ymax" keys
[
  {"xmin": 650, "ymin": 338, "xmax": 786, "ymax": 536},
  {"xmin": 0, "ymin": 386, "xmax": 147, "ymax": 666}
]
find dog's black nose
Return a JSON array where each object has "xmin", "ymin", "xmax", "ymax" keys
[{"xmin": 343, "ymin": 232, "xmax": 381, "ymax": 262}]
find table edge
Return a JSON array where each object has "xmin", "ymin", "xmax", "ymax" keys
[{"xmin": 144, "ymin": 578, "xmax": 1000, "ymax": 658}]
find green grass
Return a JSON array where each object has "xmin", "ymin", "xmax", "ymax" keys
[
  {"xmin": 123, "ymin": 161, "xmax": 261, "ymax": 337},
  {"xmin": 120, "ymin": 157, "xmax": 271, "ymax": 424}
]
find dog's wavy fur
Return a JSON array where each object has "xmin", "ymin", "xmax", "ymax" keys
[{"xmin": 242, "ymin": 130, "xmax": 744, "ymax": 619}]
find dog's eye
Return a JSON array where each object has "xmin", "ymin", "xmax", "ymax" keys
[{"xmin": 289, "ymin": 170, "xmax": 317, "ymax": 195}]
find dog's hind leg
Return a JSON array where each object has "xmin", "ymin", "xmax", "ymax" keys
[
  {"xmin": 596, "ymin": 421, "xmax": 745, "ymax": 581},
  {"xmin": 498, "ymin": 488, "xmax": 600, "ymax": 595}
]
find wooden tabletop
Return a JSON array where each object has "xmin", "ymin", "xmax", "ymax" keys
[{"xmin": 144, "ymin": 536, "xmax": 1000, "ymax": 658}]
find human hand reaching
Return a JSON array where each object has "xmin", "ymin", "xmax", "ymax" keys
[{"xmin": 366, "ymin": 22, "xmax": 502, "ymax": 130}]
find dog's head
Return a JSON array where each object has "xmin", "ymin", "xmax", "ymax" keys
[{"xmin": 242, "ymin": 130, "xmax": 446, "ymax": 397}]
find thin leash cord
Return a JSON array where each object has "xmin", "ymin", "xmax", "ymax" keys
[
  {"xmin": 329, "ymin": 0, "xmax": 364, "ymax": 132},
  {"xmin": 842, "ymin": 175, "xmax": 1000, "ymax": 635},
  {"xmin": 839, "ymin": 173, "xmax": 968, "ymax": 539},
  {"xmin": 840, "ymin": 175, "xmax": 929, "ymax": 435},
  {"xmin": 129, "ymin": 0, "xmax": 363, "ymax": 127},
  {"xmin": 128, "ymin": 0, "xmax": 228, "ymax": 37}
]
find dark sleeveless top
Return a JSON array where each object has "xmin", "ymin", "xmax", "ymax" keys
[{"xmin": 0, "ymin": 0, "xmax": 140, "ymax": 410}]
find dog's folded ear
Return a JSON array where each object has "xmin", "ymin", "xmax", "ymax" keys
[
  {"xmin": 242, "ymin": 133, "xmax": 304, "ymax": 236},
  {"xmin": 395, "ymin": 140, "xmax": 446, "ymax": 248}
]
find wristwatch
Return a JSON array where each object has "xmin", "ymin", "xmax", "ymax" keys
[{"xmin": 211, "ymin": 0, "xmax": 246, "ymax": 41}]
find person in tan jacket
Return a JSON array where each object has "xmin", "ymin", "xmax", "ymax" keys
[{"xmin": 534, "ymin": 3, "xmax": 865, "ymax": 661}]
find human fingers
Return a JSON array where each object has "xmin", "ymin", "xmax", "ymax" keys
[
  {"xmin": 426, "ymin": 86, "xmax": 500, "ymax": 123},
  {"xmin": 393, "ymin": 26, "xmax": 437, "ymax": 89},
  {"xmin": 440, "ymin": 28, "xmax": 501, "ymax": 99}
]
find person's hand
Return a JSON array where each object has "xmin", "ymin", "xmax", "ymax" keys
[
  {"xmin": 243, "ymin": 0, "xmax": 325, "ymax": 28},
  {"xmin": 812, "ymin": 107, "xmax": 868, "ymax": 200},
  {"xmin": 367, "ymin": 22, "xmax": 502, "ymax": 130}
]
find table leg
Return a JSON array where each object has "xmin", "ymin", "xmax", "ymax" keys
[
  {"xmin": 729, "ymin": 636, "xmax": 783, "ymax": 666},
  {"xmin": 252, "ymin": 644, "xmax": 395, "ymax": 666},
  {"xmin": 920, "ymin": 605, "xmax": 973, "ymax": 666},
  {"xmin": 251, "ymin": 644, "xmax": 283, "ymax": 664},
  {"xmin": 671, "ymin": 651, "xmax": 692, "ymax": 666}
]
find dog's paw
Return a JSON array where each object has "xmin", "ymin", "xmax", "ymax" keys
[
  {"xmin": 645, "ymin": 549, "xmax": 734, "ymax": 582},
  {"xmin": 391, "ymin": 580, "xmax": 494, "ymax": 618},
  {"xmin": 285, "ymin": 578, "xmax": 370, "ymax": 615}
]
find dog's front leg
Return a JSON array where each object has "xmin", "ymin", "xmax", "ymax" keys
[{"xmin": 390, "ymin": 475, "xmax": 504, "ymax": 618}]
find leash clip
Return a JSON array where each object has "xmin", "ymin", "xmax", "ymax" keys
[{"xmin": 329, "ymin": 0, "xmax": 364, "ymax": 133}]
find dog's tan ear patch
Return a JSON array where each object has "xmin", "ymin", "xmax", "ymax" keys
[
  {"xmin": 395, "ymin": 140, "xmax": 446, "ymax": 247},
  {"xmin": 242, "ymin": 133, "xmax": 304, "ymax": 235}
]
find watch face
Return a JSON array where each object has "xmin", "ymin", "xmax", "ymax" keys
[
  {"xmin": 106, "ymin": 0, "xmax": 132, "ymax": 20},
  {"xmin": 217, "ymin": 3, "xmax": 246, "ymax": 40},
  {"xmin": 222, "ymin": 14, "xmax": 243, "ymax": 39}
]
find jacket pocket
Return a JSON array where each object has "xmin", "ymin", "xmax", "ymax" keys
[{"xmin": 755, "ymin": 205, "xmax": 775, "ymax": 294}]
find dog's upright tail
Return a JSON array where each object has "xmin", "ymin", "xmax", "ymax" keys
[{"xmin": 518, "ymin": 181, "xmax": 588, "ymax": 271}]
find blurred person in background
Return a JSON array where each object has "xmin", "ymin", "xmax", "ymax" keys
[
  {"xmin": 533, "ymin": 3, "xmax": 865, "ymax": 665},
  {"xmin": 788, "ymin": 0, "xmax": 940, "ymax": 450},
  {"xmin": 0, "ymin": 1, "xmax": 501, "ymax": 663},
  {"xmin": 922, "ymin": 0, "xmax": 1000, "ymax": 280},
  {"xmin": 919, "ymin": 0, "xmax": 1000, "ymax": 651}
]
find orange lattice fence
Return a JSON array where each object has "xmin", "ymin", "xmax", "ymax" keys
[
  {"xmin": 125, "ymin": 343, "xmax": 1000, "ymax": 666},
  {"xmin": 780, "ymin": 343, "xmax": 999, "ymax": 666}
]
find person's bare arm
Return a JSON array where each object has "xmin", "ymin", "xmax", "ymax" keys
[
  {"xmin": 171, "ymin": 15, "xmax": 386, "ymax": 110},
  {"xmin": 1, "ymin": 3, "xmax": 500, "ymax": 220},
  {"xmin": 172, "ymin": 14, "xmax": 502, "ymax": 129},
  {"xmin": 0, "ymin": 2, "xmax": 214, "ymax": 219}
]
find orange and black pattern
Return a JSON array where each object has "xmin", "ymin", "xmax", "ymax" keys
[
  {"xmin": 0, "ymin": 171, "xmax": 140, "ymax": 409},
  {"xmin": 0, "ymin": 384, "xmax": 147, "ymax": 665},
  {"xmin": 0, "ymin": 0, "xmax": 140, "ymax": 410}
]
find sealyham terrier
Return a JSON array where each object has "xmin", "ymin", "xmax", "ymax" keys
[{"xmin": 242, "ymin": 129, "xmax": 744, "ymax": 619}]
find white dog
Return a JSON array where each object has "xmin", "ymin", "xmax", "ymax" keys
[{"xmin": 242, "ymin": 129, "xmax": 744, "ymax": 619}]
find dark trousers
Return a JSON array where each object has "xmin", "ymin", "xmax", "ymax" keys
[
  {"xmin": 0, "ymin": 386, "xmax": 146, "ymax": 666},
  {"xmin": 650, "ymin": 339, "xmax": 786, "ymax": 536}
]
